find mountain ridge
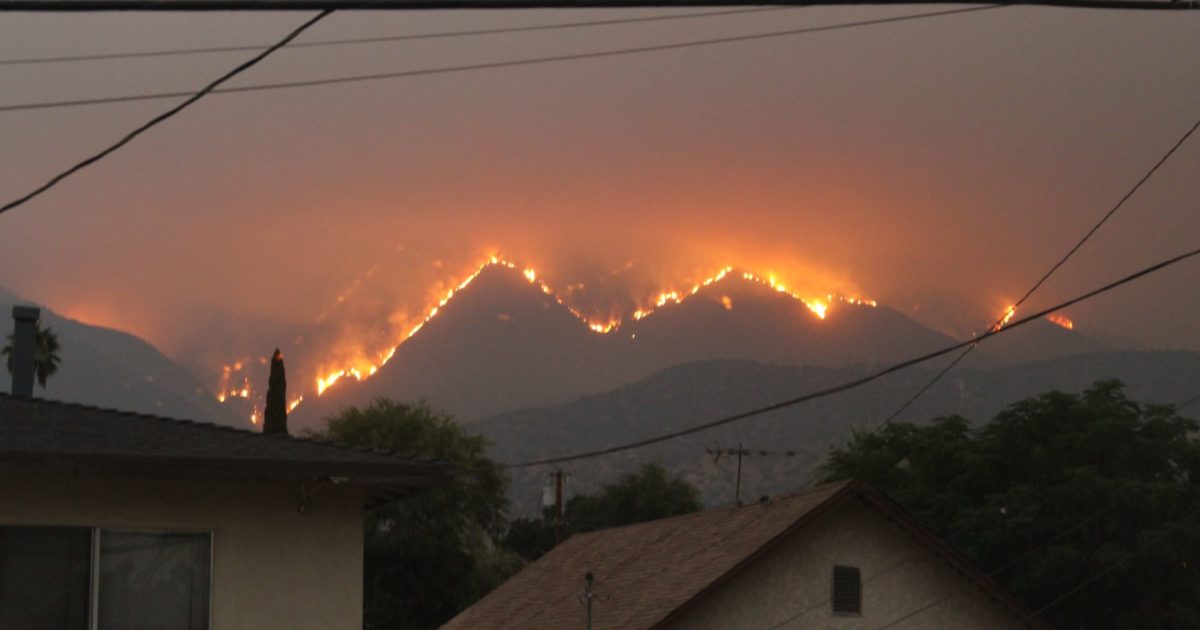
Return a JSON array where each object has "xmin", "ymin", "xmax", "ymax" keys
[
  {"xmin": 291, "ymin": 264, "xmax": 1117, "ymax": 427},
  {"xmin": 471, "ymin": 350, "xmax": 1200, "ymax": 513},
  {"xmin": 0, "ymin": 287, "xmax": 241, "ymax": 425}
]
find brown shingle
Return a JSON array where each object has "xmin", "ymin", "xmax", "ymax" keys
[
  {"xmin": 442, "ymin": 482, "xmax": 849, "ymax": 630},
  {"xmin": 443, "ymin": 481, "xmax": 1052, "ymax": 630}
]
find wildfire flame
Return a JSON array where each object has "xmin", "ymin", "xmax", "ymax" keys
[
  {"xmin": 1047, "ymin": 313, "xmax": 1074, "ymax": 330},
  {"xmin": 992, "ymin": 305, "xmax": 1017, "ymax": 332},
  {"xmin": 219, "ymin": 254, "xmax": 879, "ymax": 423}
]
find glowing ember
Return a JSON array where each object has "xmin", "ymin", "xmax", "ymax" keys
[
  {"xmin": 720, "ymin": 295, "xmax": 733, "ymax": 310},
  {"xmin": 736, "ymin": 272, "xmax": 872, "ymax": 320},
  {"xmin": 1047, "ymin": 313, "xmax": 1074, "ymax": 330},
  {"xmin": 992, "ymin": 305, "xmax": 1017, "ymax": 332}
]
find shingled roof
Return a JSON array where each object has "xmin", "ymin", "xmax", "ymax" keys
[
  {"xmin": 443, "ymin": 480, "xmax": 1049, "ymax": 630},
  {"xmin": 0, "ymin": 394, "xmax": 450, "ymax": 499}
]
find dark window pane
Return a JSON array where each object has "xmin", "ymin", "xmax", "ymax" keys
[
  {"xmin": 97, "ymin": 531, "xmax": 210, "ymax": 630},
  {"xmin": 0, "ymin": 526, "xmax": 92, "ymax": 630}
]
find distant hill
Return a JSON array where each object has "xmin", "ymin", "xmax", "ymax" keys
[
  {"xmin": 472, "ymin": 351, "xmax": 1200, "ymax": 514},
  {"xmin": 0, "ymin": 287, "xmax": 240, "ymax": 424},
  {"xmin": 294, "ymin": 265, "xmax": 1118, "ymax": 428}
]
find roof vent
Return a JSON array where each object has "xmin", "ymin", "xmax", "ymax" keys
[
  {"xmin": 831, "ymin": 565, "xmax": 862, "ymax": 615},
  {"xmin": 9, "ymin": 306, "xmax": 40, "ymax": 398}
]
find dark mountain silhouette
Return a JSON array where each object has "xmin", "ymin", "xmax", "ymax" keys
[
  {"xmin": 293, "ymin": 265, "xmax": 1117, "ymax": 427},
  {"xmin": 966, "ymin": 317, "xmax": 1121, "ymax": 365},
  {"xmin": 293, "ymin": 267, "xmax": 624, "ymax": 427},
  {"xmin": 0, "ymin": 287, "xmax": 240, "ymax": 424},
  {"xmin": 472, "ymin": 351, "xmax": 1200, "ymax": 514}
]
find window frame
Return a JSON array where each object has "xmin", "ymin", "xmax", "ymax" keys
[
  {"xmin": 91, "ymin": 528, "xmax": 214, "ymax": 630},
  {"xmin": 0, "ymin": 525, "xmax": 213, "ymax": 630}
]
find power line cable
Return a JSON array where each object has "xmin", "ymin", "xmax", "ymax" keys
[
  {"xmin": 764, "ymin": 499, "xmax": 1121, "ymax": 629},
  {"xmin": 762, "ymin": 393, "xmax": 1199, "ymax": 628},
  {"xmin": 875, "ymin": 595, "xmax": 954, "ymax": 629},
  {"xmin": 0, "ymin": 0, "xmax": 1192, "ymax": 12},
  {"xmin": 748, "ymin": 110, "xmax": 1200, "ymax": 486},
  {"xmin": 500, "ymin": 245, "xmax": 1200, "ymax": 469},
  {"xmin": 1009, "ymin": 506, "xmax": 1200, "ymax": 626},
  {"xmin": 0, "ymin": 5, "xmax": 1003, "ymax": 113},
  {"xmin": 1177, "ymin": 391, "xmax": 1200, "ymax": 411},
  {"xmin": 879, "ymin": 114, "xmax": 1200, "ymax": 426},
  {"xmin": 888, "ymin": 503, "xmax": 1200, "ymax": 629},
  {"xmin": 866, "ymin": 486, "xmax": 1200, "ymax": 628},
  {"xmin": 0, "ymin": 10, "xmax": 333, "ymax": 217},
  {"xmin": 763, "ymin": 555, "xmax": 924, "ymax": 629},
  {"xmin": 0, "ymin": 7, "xmax": 786, "ymax": 66}
]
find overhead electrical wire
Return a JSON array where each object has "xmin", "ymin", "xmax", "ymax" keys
[
  {"xmin": 0, "ymin": 7, "xmax": 787, "ymax": 66},
  {"xmin": 1177, "ymin": 391, "xmax": 1200, "ymax": 411},
  {"xmin": 763, "ymin": 499, "xmax": 1130, "ymax": 628},
  {"xmin": 0, "ymin": 5, "xmax": 1004, "ymax": 113},
  {"xmin": 0, "ymin": 10, "xmax": 333, "ymax": 217},
  {"xmin": 865, "ymin": 489, "xmax": 1167, "ymax": 627},
  {"xmin": 0, "ymin": 0, "xmax": 1192, "ymax": 12},
  {"xmin": 878, "ymin": 114, "xmax": 1200, "ymax": 426},
  {"xmin": 871, "ymin": 500, "xmax": 1200, "ymax": 629},
  {"xmin": 1008, "ymin": 505, "xmax": 1200, "ymax": 627},
  {"xmin": 500, "ymin": 245, "xmax": 1200, "ymax": 469},
  {"xmin": 881, "ymin": 506, "xmax": 1124, "ymax": 628}
]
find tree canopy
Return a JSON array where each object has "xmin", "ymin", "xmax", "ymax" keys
[
  {"xmin": 820, "ymin": 380, "xmax": 1200, "ymax": 629},
  {"xmin": 505, "ymin": 463, "xmax": 702, "ymax": 562},
  {"xmin": 315, "ymin": 399, "xmax": 519, "ymax": 630}
]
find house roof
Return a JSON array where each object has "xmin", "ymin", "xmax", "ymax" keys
[
  {"xmin": 442, "ymin": 480, "xmax": 1051, "ymax": 630},
  {"xmin": 0, "ymin": 394, "xmax": 450, "ymax": 499}
]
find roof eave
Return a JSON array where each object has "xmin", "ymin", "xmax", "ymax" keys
[
  {"xmin": 0, "ymin": 451, "xmax": 454, "ymax": 488},
  {"xmin": 652, "ymin": 480, "xmax": 1053, "ymax": 630}
]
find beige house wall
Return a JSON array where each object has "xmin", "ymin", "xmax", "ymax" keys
[
  {"xmin": 0, "ymin": 473, "xmax": 364, "ymax": 630},
  {"xmin": 662, "ymin": 499, "xmax": 1021, "ymax": 630}
]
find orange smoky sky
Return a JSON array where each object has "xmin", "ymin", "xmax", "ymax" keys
[{"xmin": 0, "ymin": 5, "xmax": 1198, "ymax": 391}]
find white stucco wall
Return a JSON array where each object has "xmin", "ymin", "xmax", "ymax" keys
[
  {"xmin": 0, "ymin": 473, "xmax": 364, "ymax": 630},
  {"xmin": 662, "ymin": 499, "xmax": 1023, "ymax": 630}
]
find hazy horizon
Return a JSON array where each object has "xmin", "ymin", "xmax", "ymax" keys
[{"xmin": 2, "ymin": 5, "xmax": 1198, "ymax": 408}]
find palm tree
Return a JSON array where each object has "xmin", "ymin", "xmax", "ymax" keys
[{"xmin": 3, "ymin": 322, "xmax": 62, "ymax": 389}]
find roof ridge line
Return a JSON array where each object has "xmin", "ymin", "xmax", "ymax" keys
[{"xmin": 0, "ymin": 393, "xmax": 439, "ymax": 464}]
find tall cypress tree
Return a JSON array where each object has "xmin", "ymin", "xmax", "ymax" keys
[{"xmin": 263, "ymin": 348, "xmax": 288, "ymax": 435}]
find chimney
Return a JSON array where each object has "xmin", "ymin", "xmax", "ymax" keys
[{"xmin": 10, "ymin": 306, "xmax": 40, "ymax": 398}]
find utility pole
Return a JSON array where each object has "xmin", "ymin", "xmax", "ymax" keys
[
  {"xmin": 549, "ymin": 469, "xmax": 565, "ymax": 545},
  {"xmin": 707, "ymin": 445, "xmax": 799, "ymax": 507},
  {"xmin": 735, "ymin": 441, "xmax": 743, "ymax": 506},
  {"xmin": 583, "ymin": 572, "xmax": 595, "ymax": 630}
]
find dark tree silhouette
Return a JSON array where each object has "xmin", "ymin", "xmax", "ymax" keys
[
  {"xmin": 3, "ymin": 322, "xmax": 61, "ymax": 389},
  {"xmin": 504, "ymin": 463, "xmax": 701, "ymax": 562},
  {"xmin": 262, "ymin": 348, "xmax": 287, "ymax": 435},
  {"xmin": 821, "ymin": 381, "xmax": 1200, "ymax": 630},
  {"xmin": 313, "ymin": 399, "xmax": 517, "ymax": 630}
]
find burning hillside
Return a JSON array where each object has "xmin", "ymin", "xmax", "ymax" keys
[
  {"xmin": 213, "ymin": 254, "xmax": 1086, "ymax": 427},
  {"xmin": 214, "ymin": 255, "xmax": 880, "ymax": 425}
]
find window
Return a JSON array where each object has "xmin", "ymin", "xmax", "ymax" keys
[
  {"xmin": 0, "ymin": 527, "xmax": 210, "ymax": 630},
  {"xmin": 831, "ymin": 565, "xmax": 862, "ymax": 615},
  {"xmin": 0, "ymin": 527, "xmax": 91, "ymax": 630},
  {"xmin": 98, "ymin": 532, "xmax": 211, "ymax": 630}
]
